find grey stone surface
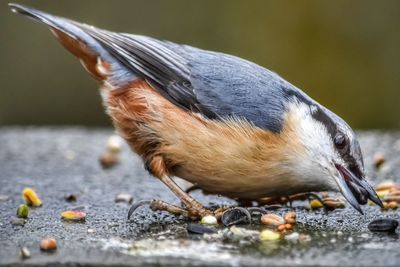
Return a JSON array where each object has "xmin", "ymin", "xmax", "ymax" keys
[{"xmin": 0, "ymin": 127, "xmax": 399, "ymax": 266}]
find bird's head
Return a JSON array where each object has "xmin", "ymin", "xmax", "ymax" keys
[{"xmin": 286, "ymin": 100, "xmax": 382, "ymax": 213}]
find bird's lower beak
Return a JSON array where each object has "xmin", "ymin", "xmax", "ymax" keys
[{"xmin": 334, "ymin": 164, "xmax": 383, "ymax": 214}]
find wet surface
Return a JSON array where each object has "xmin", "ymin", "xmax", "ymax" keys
[{"xmin": 0, "ymin": 127, "xmax": 399, "ymax": 266}]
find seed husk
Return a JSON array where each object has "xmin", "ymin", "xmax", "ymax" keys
[
  {"xmin": 65, "ymin": 194, "xmax": 77, "ymax": 202},
  {"xmin": 61, "ymin": 210, "xmax": 86, "ymax": 221},
  {"xmin": 115, "ymin": 193, "xmax": 133, "ymax": 204},
  {"xmin": 201, "ymin": 215, "xmax": 218, "ymax": 225},
  {"xmin": 284, "ymin": 211, "xmax": 296, "ymax": 224},
  {"xmin": 259, "ymin": 229, "xmax": 281, "ymax": 241},
  {"xmin": 22, "ymin": 188, "xmax": 42, "ymax": 207},
  {"xmin": 373, "ymin": 152, "xmax": 385, "ymax": 169},
  {"xmin": 187, "ymin": 223, "xmax": 216, "ymax": 234},
  {"xmin": 368, "ymin": 218, "xmax": 399, "ymax": 233},
  {"xmin": 260, "ymin": 213, "xmax": 284, "ymax": 226},
  {"xmin": 17, "ymin": 204, "xmax": 29, "ymax": 218},
  {"xmin": 40, "ymin": 238, "xmax": 57, "ymax": 251},
  {"xmin": 20, "ymin": 247, "xmax": 31, "ymax": 259},
  {"xmin": 11, "ymin": 218, "xmax": 26, "ymax": 226},
  {"xmin": 221, "ymin": 207, "xmax": 251, "ymax": 227}
]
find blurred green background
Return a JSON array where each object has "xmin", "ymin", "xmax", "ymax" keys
[{"xmin": 0, "ymin": 0, "xmax": 399, "ymax": 128}]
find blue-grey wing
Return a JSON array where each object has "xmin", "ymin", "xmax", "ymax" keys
[{"xmin": 83, "ymin": 27, "xmax": 312, "ymax": 133}]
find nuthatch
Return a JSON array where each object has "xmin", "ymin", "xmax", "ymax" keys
[{"xmin": 10, "ymin": 4, "xmax": 383, "ymax": 219}]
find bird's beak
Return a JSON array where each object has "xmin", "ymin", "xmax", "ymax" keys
[{"xmin": 334, "ymin": 164, "xmax": 383, "ymax": 214}]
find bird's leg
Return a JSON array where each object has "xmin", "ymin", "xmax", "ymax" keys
[
  {"xmin": 131, "ymin": 156, "xmax": 212, "ymax": 219},
  {"xmin": 159, "ymin": 174, "xmax": 212, "ymax": 218}
]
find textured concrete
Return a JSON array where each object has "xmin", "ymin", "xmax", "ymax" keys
[{"xmin": 0, "ymin": 127, "xmax": 399, "ymax": 266}]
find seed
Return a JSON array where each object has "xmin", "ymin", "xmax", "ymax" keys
[
  {"xmin": 376, "ymin": 189, "xmax": 390, "ymax": 199},
  {"xmin": 20, "ymin": 247, "xmax": 31, "ymax": 259},
  {"xmin": 221, "ymin": 207, "xmax": 251, "ymax": 227},
  {"xmin": 115, "ymin": 193, "xmax": 133, "ymax": 204},
  {"xmin": 107, "ymin": 135, "xmax": 123, "ymax": 153},
  {"xmin": 389, "ymin": 189, "xmax": 400, "ymax": 196},
  {"xmin": 40, "ymin": 238, "xmax": 57, "ymax": 251},
  {"xmin": 65, "ymin": 193, "xmax": 77, "ymax": 202},
  {"xmin": 201, "ymin": 215, "xmax": 218, "ymax": 225},
  {"xmin": 373, "ymin": 152, "xmax": 385, "ymax": 168},
  {"xmin": 375, "ymin": 181, "xmax": 395, "ymax": 191},
  {"xmin": 61, "ymin": 210, "xmax": 86, "ymax": 221},
  {"xmin": 99, "ymin": 151, "xmax": 119, "ymax": 169},
  {"xmin": 11, "ymin": 218, "xmax": 26, "ymax": 226},
  {"xmin": 17, "ymin": 204, "xmax": 29, "ymax": 218},
  {"xmin": 310, "ymin": 199, "xmax": 323, "ymax": 209},
  {"xmin": 368, "ymin": 218, "xmax": 399, "ymax": 233},
  {"xmin": 323, "ymin": 198, "xmax": 345, "ymax": 209},
  {"xmin": 261, "ymin": 213, "xmax": 284, "ymax": 226},
  {"xmin": 277, "ymin": 223, "xmax": 293, "ymax": 232},
  {"xmin": 22, "ymin": 188, "xmax": 42, "ymax": 207},
  {"xmin": 259, "ymin": 229, "xmax": 281, "ymax": 241},
  {"xmin": 388, "ymin": 201, "xmax": 398, "ymax": 209},
  {"xmin": 284, "ymin": 211, "xmax": 296, "ymax": 224},
  {"xmin": 187, "ymin": 223, "xmax": 216, "ymax": 234},
  {"xmin": 384, "ymin": 196, "xmax": 400, "ymax": 203}
]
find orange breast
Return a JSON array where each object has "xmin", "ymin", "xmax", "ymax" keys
[{"xmin": 105, "ymin": 79, "xmax": 305, "ymax": 199}]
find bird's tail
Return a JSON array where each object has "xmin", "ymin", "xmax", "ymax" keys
[{"xmin": 9, "ymin": 3, "xmax": 134, "ymax": 86}]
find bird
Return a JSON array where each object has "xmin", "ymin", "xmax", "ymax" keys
[{"xmin": 9, "ymin": 3, "xmax": 382, "ymax": 219}]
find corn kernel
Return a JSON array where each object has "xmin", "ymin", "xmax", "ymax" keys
[{"xmin": 22, "ymin": 188, "xmax": 42, "ymax": 207}]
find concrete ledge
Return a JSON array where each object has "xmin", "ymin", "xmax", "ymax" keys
[{"xmin": 0, "ymin": 127, "xmax": 399, "ymax": 266}]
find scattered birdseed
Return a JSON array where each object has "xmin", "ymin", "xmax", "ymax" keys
[
  {"xmin": 368, "ymin": 218, "xmax": 399, "ymax": 233},
  {"xmin": 383, "ymin": 201, "xmax": 398, "ymax": 209},
  {"xmin": 201, "ymin": 215, "xmax": 218, "ymax": 225},
  {"xmin": 221, "ymin": 208, "xmax": 251, "ymax": 226},
  {"xmin": 310, "ymin": 199, "xmax": 324, "ymax": 209},
  {"xmin": 20, "ymin": 247, "xmax": 31, "ymax": 259},
  {"xmin": 260, "ymin": 213, "xmax": 285, "ymax": 226},
  {"xmin": 285, "ymin": 232, "xmax": 299, "ymax": 241},
  {"xmin": 259, "ymin": 229, "xmax": 281, "ymax": 241},
  {"xmin": 61, "ymin": 210, "xmax": 86, "ymax": 221},
  {"xmin": 10, "ymin": 218, "xmax": 26, "ymax": 226},
  {"xmin": 17, "ymin": 204, "xmax": 29, "ymax": 218},
  {"xmin": 376, "ymin": 181, "xmax": 396, "ymax": 191},
  {"xmin": 373, "ymin": 152, "xmax": 385, "ymax": 169},
  {"xmin": 65, "ymin": 193, "xmax": 77, "ymax": 202},
  {"xmin": 187, "ymin": 223, "xmax": 216, "ymax": 234},
  {"xmin": 22, "ymin": 188, "xmax": 42, "ymax": 207},
  {"xmin": 115, "ymin": 193, "xmax": 133, "ymax": 204},
  {"xmin": 40, "ymin": 238, "xmax": 57, "ymax": 251},
  {"xmin": 107, "ymin": 135, "xmax": 123, "ymax": 153},
  {"xmin": 284, "ymin": 211, "xmax": 296, "ymax": 224},
  {"xmin": 99, "ymin": 151, "xmax": 119, "ymax": 169}
]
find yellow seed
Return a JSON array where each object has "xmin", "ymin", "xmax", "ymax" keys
[
  {"xmin": 310, "ymin": 199, "xmax": 323, "ymax": 209},
  {"xmin": 61, "ymin": 210, "xmax": 86, "ymax": 221},
  {"xmin": 259, "ymin": 229, "xmax": 281, "ymax": 241},
  {"xmin": 200, "ymin": 215, "xmax": 218, "ymax": 225},
  {"xmin": 22, "ymin": 188, "xmax": 42, "ymax": 207}
]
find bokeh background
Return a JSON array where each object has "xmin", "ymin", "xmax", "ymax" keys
[{"xmin": 0, "ymin": 0, "xmax": 399, "ymax": 128}]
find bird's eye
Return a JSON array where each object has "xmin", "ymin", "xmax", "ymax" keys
[{"xmin": 334, "ymin": 133, "xmax": 347, "ymax": 149}]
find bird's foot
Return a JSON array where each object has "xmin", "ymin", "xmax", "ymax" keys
[
  {"xmin": 127, "ymin": 199, "xmax": 261, "ymax": 223},
  {"xmin": 127, "ymin": 199, "xmax": 215, "ymax": 220}
]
